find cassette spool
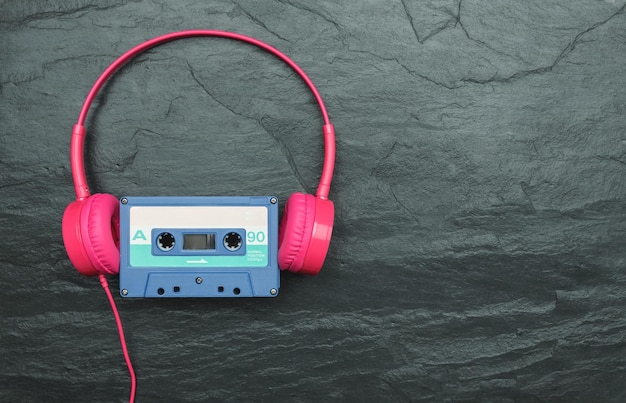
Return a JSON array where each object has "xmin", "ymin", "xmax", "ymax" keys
[{"xmin": 119, "ymin": 196, "xmax": 279, "ymax": 297}]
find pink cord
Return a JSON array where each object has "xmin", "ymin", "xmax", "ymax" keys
[{"xmin": 99, "ymin": 275, "xmax": 136, "ymax": 403}]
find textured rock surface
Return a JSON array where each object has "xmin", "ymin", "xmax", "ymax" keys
[{"xmin": 1, "ymin": 0, "xmax": 626, "ymax": 401}]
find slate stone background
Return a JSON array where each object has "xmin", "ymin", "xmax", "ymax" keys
[{"xmin": 1, "ymin": 0, "xmax": 625, "ymax": 401}]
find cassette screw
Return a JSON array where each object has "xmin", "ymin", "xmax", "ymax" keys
[
  {"xmin": 270, "ymin": 288, "xmax": 277, "ymax": 295},
  {"xmin": 195, "ymin": 277, "xmax": 203, "ymax": 284},
  {"xmin": 270, "ymin": 197, "xmax": 277, "ymax": 204},
  {"xmin": 121, "ymin": 289, "xmax": 128, "ymax": 296},
  {"xmin": 121, "ymin": 198, "xmax": 128, "ymax": 205}
]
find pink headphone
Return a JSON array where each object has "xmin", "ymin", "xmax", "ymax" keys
[{"xmin": 62, "ymin": 30, "xmax": 336, "ymax": 278}]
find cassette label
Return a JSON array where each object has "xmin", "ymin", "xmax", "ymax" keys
[{"xmin": 119, "ymin": 196, "xmax": 279, "ymax": 298}]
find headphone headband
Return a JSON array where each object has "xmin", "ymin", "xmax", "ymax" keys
[{"xmin": 70, "ymin": 30, "xmax": 335, "ymax": 201}]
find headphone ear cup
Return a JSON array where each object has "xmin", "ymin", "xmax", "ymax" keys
[
  {"xmin": 79, "ymin": 193, "xmax": 121, "ymax": 275},
  {"xmin": 298, "ymin": 196, "xmax": 334, "ymax": 275},
  {"xmin": 278, "ymin": 192, "xmax": 316, "ymax": 273},
  {"xmin": 62, "ymin": 200, "xmax": 100, "ymax": 276}
]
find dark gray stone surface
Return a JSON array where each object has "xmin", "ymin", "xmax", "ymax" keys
[{"xmin": 1, "ymin": 0, "xmax": 626, "ymax": 401}]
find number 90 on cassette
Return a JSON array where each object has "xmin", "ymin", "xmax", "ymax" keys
[{"xmin": 119, "ymin": 196, "xmax": 279, "ymax": 298}]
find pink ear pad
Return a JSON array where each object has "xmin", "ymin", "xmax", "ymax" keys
[
  {"xmin": 62, "ymin": 200, "xmax": 100, "ymax": 276},
  {"xmin": 278, "ymin": 193, "xmax": 335, "ymax": 275},
  {"xmin": 79, "ymin": 193, "xmax": 121, "ymax": 275},
  {"xmin": 278, "ymin": 192, "xmax": 316, "ymax": 272},
  {"xmin": 299, "ymin": 197, "xmax": 334, "ymax": 275}
]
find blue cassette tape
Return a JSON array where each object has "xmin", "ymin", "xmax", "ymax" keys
[{"xmin": 119, "ymin": 196, "xmax": 279, "ymax": 297}]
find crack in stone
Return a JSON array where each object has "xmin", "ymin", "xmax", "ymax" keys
[
  {"xmin": 421, "ymin": 19, "xmax": 458, "ymax": 44},
  {"xmin": 0, "ymin": 178, "xmax": 38, "ymax": 190},
  {"xmin": 114, "ymin": 149, "xmax": 139, "ymax": 172},
  {"xmin": 399, "ymin": 0, "xmax": 422, "ymax": 43},
  {"xmin": 596, "ymin": 153, "xmax": 626, "ymax": 166},
  {"xmin": 20, "ymin": 24, "xmax": 78, "ymax": 32},
  {"xmin": 128, "ymin": 127, "xmax": 163, "ymax": 143},
  {"xmin": 186, "ymin": 60, "xmax": 250, "ymax": 120},
  {"xmin": 381, "ymin": 141, "xmax": 400, "ymax": 164},
  {"xmin": 389, "ymin": 185, "xmax": 420, "ymax": 226},
  {"xmin": 519, "ymin": 181, "xmax": 537, "ymax": 212},
  {"xmin": 455, "ymin": 0, "xmax": 527, "ymax": 63},
  {"xmin": 553, "ymin": 3, "xmax": 626, "ymax": 66},
  {"xmin": 459, "ymin": 3, "xmax": 626, "ymax": 85},
  {"xmin": 349, "ymin": 1, "xmax": 625, "ymax": 89},
  {"xmin": 2, "ymin": 54, "xmax": 116, "ymax": 86},
  {"xmin": 370, "ymin": 143, "xmax": 427, "ymax": 225},
  {"xmin": 165, "ymin": 95, "xmax": 183, "ymax": 118},
  {"xmin": 259, "ymin": 118, "xmax": 309, "ymax": 193},
  {"xmin": 0, "ymin": 0, "xmax": 133, "ymax": 27},
  {"xmin": 186, "ymin": 60, "xmax": 308, "ymax": 192},
  {"xmin": 399, "ymin": 0, "xmax": 459, "ymax": 45},
  {"xmin": 275, "ymin": 0, "xmax": 341, "ymax": 33},
  {"xmin": 371, "ymin": 141, "xmax": 401, "ymax": 177},
  {"xmin": 347, "ymin": 47, "xmax": 460, "ymax": 89},
  {"xmin": 88, "ymin": 128, "xmax": 153, "ymax": 174},
  {"xmin": 455, "ymin": 0, "xmax": 469, "ymax": 38},
  {"xmin": 232, "ymin": 2, "xmax": 289, "ymax": 42}
]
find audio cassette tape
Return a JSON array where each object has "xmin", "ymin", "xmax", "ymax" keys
[{"xmin": 119, "ymin": 196, "xmax": 279, "ymax": 298}]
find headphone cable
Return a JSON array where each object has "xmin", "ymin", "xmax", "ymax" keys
[{"xmin": 99, "ymin": 274, "xmax": 137, "ymax": 403}]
